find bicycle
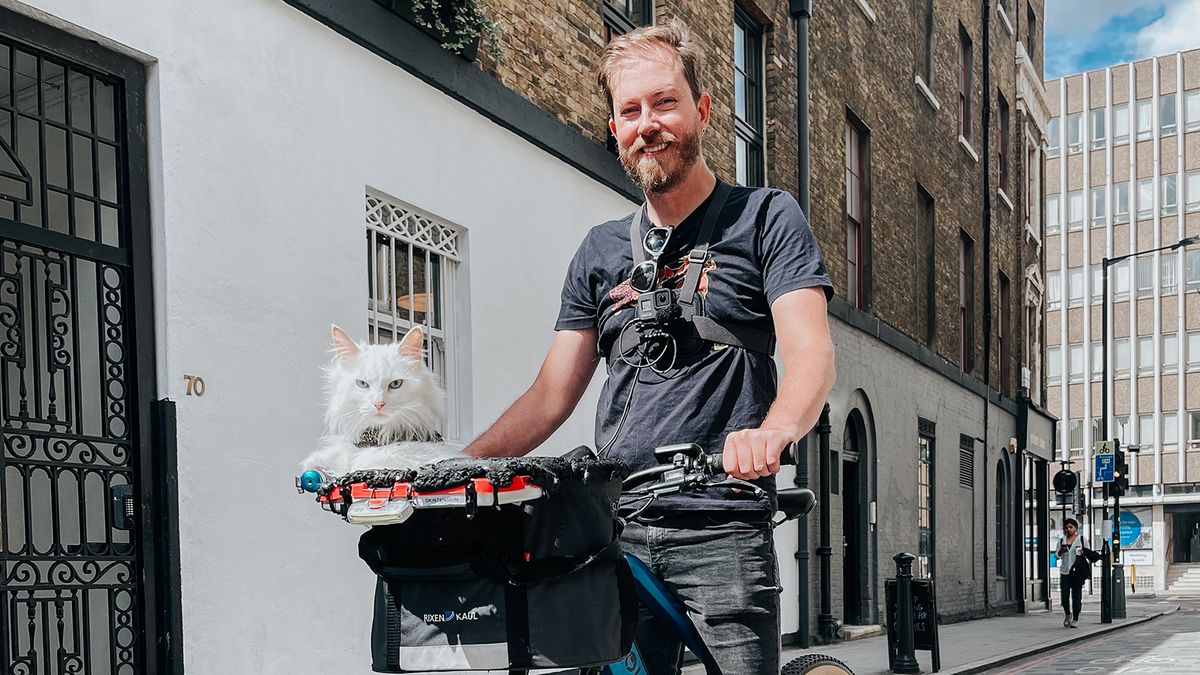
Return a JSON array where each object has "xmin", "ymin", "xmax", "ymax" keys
[{"xmin": 298, "ymin": 444, "xmax": 853, "ymax": 675}]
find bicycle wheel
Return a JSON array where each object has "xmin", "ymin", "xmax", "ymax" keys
[{"xmin": 781, "ymin": 653, "xmax": 855, "ymax": 675}]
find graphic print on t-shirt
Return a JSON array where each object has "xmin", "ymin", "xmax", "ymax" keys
[{"xmin": 607, "ymin": 255, "xmax": 718, "ymax": 312}]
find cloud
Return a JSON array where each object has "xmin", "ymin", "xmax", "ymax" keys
[
  {"xmin": 1044, "ymin": 0, "xmax": 1161, "ymax": 37},
  {"xmin": 1134, "ymin": 0, "xmax": 1200, "ymax": 57},
  {"xmin": 1044, "ymin": 2, "xmax": 1166, "ymax": 78}
]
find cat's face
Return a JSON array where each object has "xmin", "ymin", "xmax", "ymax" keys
[{"xmin": 326, "ymin": 325, "xmax": 443, "ymax": 438}]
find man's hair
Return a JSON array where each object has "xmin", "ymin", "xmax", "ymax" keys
[
  {"xmin": 1064, "ymin": 518, "xmax": 1079, "ymax": 529},
  {"xmin": 597, "ymin": 18, "xmax": 704, "ymax": 116}
]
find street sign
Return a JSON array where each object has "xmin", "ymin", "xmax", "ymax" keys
[
  {"xmin": 1053, "ymin": 469, "xmax": 1078, "ymax": 494},
  {"xmin": 1094, "ymin": 453, "xmax": 1115, "ymax": 482}
]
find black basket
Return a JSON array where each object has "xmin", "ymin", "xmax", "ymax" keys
[{"xmin": 356, "ymin": 456, "xmax": 636, "ymax": 672}]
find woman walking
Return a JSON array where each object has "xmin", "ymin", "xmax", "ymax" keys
[{"xmin": 1056, "ymin": 518, "xmax": 1088, "ymax": 628}]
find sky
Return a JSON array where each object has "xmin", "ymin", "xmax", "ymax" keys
[{"xmin": 1044, "ymin": 0, "xmax": 1200, "ymax": 79}]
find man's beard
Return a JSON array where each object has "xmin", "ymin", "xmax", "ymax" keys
[{"xmin": 618, "ymin": 128, "xmax": 702, "ymax": 194}]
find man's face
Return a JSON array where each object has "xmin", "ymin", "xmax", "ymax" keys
[
  {"xmin": 607, "ymin": 46, "xmax": 710, "ymax": 194},
  {"xmin": 1065, "ymin": 522, "xmax": 1076, "ymax": 536}
]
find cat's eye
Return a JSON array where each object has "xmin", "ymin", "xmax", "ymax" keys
[
  {"xmin": 355, "ymin": 379, "xmax": 369, "ymax": 389},
  {"xmin": 388, "ymin": 379, "xmax": 404, "ymax": 390}
]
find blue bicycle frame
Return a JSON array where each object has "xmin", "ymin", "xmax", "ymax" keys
[{"xmin": 600, "ymin": 552, "xmax": 720, "ymax": 675}]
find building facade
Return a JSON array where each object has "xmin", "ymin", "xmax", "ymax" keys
[
  {"xmin": 0, "ymin": 0, "xmax": 1053, "ymax": 673},
  {"xmin": 1044, "ymin": 48, "xmax": 1200, "ymax": 594}
]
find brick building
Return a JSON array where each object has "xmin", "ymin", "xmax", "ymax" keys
[{"xmin": 1044, "ymin": 48, "xmax": 1200, "ymax": 595}]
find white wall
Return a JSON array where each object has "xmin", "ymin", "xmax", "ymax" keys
[{"xmin": 4, "ymin": 0, "xmax": 635, "ymax": 671}]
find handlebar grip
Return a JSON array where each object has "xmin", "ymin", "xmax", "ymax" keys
[{"xmin": 707, "ymin": 441, "xmax": 798, "ymax": 474}]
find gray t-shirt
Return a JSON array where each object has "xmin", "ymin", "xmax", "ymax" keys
[{"xmin": 555, "ymin": 182, "xmax": 832, "ymax": 513}]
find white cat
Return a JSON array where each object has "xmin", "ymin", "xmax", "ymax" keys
[{"xmin": 300, "ymin": 325, "xmax": 462, "ymax": 478}]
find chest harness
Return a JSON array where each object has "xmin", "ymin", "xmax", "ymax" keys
[{"xmin": 600, "ymin": 181, "xmax": 776, "ymax": 366}]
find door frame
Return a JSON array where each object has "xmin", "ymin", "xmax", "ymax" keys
[{"xmin": 0, "ymin": 6, "xmax": 181, "ymax": 673}]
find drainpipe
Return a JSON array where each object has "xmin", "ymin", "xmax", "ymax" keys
[
  {"xmin": 980, "ymin": 0, "xmax": 994, "ymax": 613},
  {"xmin": 789, "ymin": 0, "xmax": 813, "ymax": 648},
  {"xmin": 817, "ymin": 404, "xmax": 837, "ymax": 643}
]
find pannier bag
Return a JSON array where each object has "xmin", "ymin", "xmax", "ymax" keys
[{"xmin": 349, "ymin": 454, "xmax": 635, "ymax": 672}]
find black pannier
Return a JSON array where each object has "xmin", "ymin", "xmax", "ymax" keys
[{"xmin": 354, "ymin": 454, "xmax": 636, "ymax": 672}]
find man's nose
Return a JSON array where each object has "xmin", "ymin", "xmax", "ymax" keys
[{"xmin": 636, "ymin": 109, "xmax": 661, "ymax": 137}]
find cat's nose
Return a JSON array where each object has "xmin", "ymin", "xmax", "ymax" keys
[{"xmin": 374, "ymin": 402, "xmax": 385, "ymax": 411}]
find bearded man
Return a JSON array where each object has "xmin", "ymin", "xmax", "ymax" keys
[{"xmin": 465, "ymin": 19, "xmax": 835, "ymax": 673}]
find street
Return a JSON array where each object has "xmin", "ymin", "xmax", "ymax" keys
[{"xmin": 984, "ymin": 599, "xmax": 1200, "ymax": 674}]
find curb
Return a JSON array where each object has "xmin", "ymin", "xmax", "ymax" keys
[{"xmin": 945, "ymin": 605, "xmax": 1181, "ymax": 675}]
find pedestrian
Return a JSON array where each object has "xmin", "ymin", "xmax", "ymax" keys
[
  {"xmin": 464, "ymin": 18, "xmax": 835, "ymax": 673},
  {"xmin": 1057, "ymin": 517, "xmax": 1089, "ymax": 628}
]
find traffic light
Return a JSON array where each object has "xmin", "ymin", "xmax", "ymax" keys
[{"xmin": 1110, "ymin": 446, "xmax": 1130, "ymax": 497}]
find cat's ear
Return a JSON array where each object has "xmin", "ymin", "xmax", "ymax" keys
[
  {"xmin": 330, "ymin": 324, "xmax": 360, "ymax": 362},
  {"xmin": 397, "ymin": 326, "xmax": 424, "ymax": 361}
]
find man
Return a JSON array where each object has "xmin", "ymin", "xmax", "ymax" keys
[{"xmin": 465, "ymin": 19, "xmax": 835, "ymax": 673}]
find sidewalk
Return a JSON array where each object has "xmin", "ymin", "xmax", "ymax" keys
[{"xmin": 683, "ymin": 598, "xmax": 1179, "ymax": 674}]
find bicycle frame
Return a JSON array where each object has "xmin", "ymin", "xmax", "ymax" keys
[{"xmin": 599, "ymin": 552, "xmax": 720, "ymax": 675}]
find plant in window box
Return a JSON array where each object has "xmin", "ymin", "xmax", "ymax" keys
[{"xmin": 373, "ymin": 0, "xmax": 502, "ymax": 61}]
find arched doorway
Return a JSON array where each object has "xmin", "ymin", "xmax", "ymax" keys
[
  {"xmin": 996, "ymin": 456, "xmax": 1013, "ymax": 602},
  {"xmin": 842, "ymin": 409, "xmax": 869, "ymax": 625}
]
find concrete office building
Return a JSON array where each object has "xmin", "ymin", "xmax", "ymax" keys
[{"xmin": 1045, "ymin": 48, "xmax": 1200, "ymax": 594}]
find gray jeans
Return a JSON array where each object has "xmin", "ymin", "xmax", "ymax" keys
[{"xmin": 620, "ymin": 514, "xmax": 781, "ymax": 675}]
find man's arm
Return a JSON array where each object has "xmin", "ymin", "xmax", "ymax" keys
[
  {"xmin": 464, "ymin": 328, "xmax": 600, "ymax": 458},
  {"xmin": 723, "ymin": 287, "xmax": 835, "ymax": 479}
]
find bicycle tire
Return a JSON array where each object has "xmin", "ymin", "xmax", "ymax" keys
[{"xmin": 781, "ymin": 653, "xmax": 855, "ymax": 675}]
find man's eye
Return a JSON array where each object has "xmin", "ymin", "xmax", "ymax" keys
[
  {"xmin": 622, "ymin": 107, "xmax": 638, "ymax": 116},
  {"xmin": 660, "ymin": 98, "xmax": 677, "ymax": 105}
]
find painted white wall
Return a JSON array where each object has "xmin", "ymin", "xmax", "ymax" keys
[{"xmin": 3, "ymin": 0, "xmax": 639, "ymax": 672}]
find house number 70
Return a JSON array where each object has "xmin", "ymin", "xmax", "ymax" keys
[{"xmin": 183, "ymin": 374, "xmax": 206, "ymax": 397}]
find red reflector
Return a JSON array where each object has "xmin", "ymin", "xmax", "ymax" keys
[{"xmin": 524, "ymin": 551, "xmax": 531, "ymax": 562}]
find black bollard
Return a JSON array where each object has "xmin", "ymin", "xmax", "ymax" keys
[{"xmin": 892, "ymin": 552, "xmax": 922, "ymax": 674}]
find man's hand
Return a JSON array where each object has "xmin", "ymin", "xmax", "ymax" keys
[{"xmin": 722, "ymin": 427, "xmax": 795, "ymax": 479}]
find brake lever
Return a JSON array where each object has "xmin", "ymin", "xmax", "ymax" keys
[{"xmin": 706, "ymin": 477, "xmax": 766, "ymax": 498}]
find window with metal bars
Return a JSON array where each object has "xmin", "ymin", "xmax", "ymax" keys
[
  {"xmin": 734, "ymin": 6, "xmax": 764, "ymax": 187},
  {"xmin": 365, "ymin": 191, "xmax": 462, "ymax": 439},
  {"xmin": 959, "ymin": 434, "xmax": 975, "ymax": 489}
]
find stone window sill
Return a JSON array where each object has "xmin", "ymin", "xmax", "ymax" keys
[
  {"xmin": 854, "ymin": 0, "xmax": 877, "ymax": 23},
  {"xmin": 915, "ymin": 74, "xmax": 940, "ymax": 111},
  {"xmin": 998, "ymin": 188, "xmax": 1014, "ymax": 211},
  {"xmin": 959, "ymin": 135, "xmax": 980, "ymax": 163}
]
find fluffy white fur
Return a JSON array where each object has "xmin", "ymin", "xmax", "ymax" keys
[{"xmin": 300, "ymin": 325, "xmax": 462, "ymax": 477}]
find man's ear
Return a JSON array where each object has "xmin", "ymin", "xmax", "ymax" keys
[
  {"xmin": 608, "ymin": 116, "xmax": 618, "ymax": 138},
  {"xmin": 697, "ymin": 91, "xmax": 712, "ymax": 128}
]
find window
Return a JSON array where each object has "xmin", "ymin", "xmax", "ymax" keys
[
  {"xmin": 1091, "ymin": 342, "xmax": 1103, "ymax": 380},
  {"xmin": 366, "ymin": 192, "xmax": 461, "ymax": 438},
  {"xmin": 1091, "ymin": 264, "xmax": 1103, "ymax": 304},
  {"xmin": 1067, "ymin": 266, "xmax": 1084, "ymax": 307},
  {"xmin": 1066, "ymin": 112, "xmax": 1082, "ymax": 153},
  {"xmin": 845, "ymin": 116, "xmax": 869, "ymax": 309},
  {"xmin": 999, "ymin": 93, "xmax": 1011, "ymax": 194},
  {"xmin": 1161, "ymin": 93, "xmax": 1177, "ymax": 135},
  {"xmin": 918, "ymin": 184, "xmax": 936, "ymax": 343},
  {"xmin": 1163, "ymin": 174, "xmax": 1178, "ymax": 215},
  {"xmin": 1164, "ymin": 333, "xmax": 1179, "ymax": 370},
  {"xmin": 1090, "ymin": 108, "xmax": 1107, "ymax": 148},
  {"xmin": 1138, "ymin": 336, "xmax": 1154, "ymax": 375},
  {"xmin": 1139, "ymin": 414, "xmax": 1154, "ymax": 448},
  {"xmin": 917, "ymin": 432, "xmax": 934, "ymax": 579},
  {"xmin": 1047, "ymin": 269, "xmax": 1062, "ymax": 309},
  {"xmin": 920, "ymin": 0, "xmax": 934, "ymax": 86},
  {"xmin": 1187, "ymin": 171, "xmax": 1200, "ymax": 212},
  {"xmin": 1114, "ymin": 181, "xmax": 1130, "ymax": 223},
  {"xmin": 1047, "ymin": 194, "xmax": 1061, "ymax": 234},
  {"xmin": 999, "ymin": 271, "xmax": 1011, "ymax": 393},
  {"xmin": 1137, "ymin": 99, "xmax": 1153, "ymax": 140},
  {"xmin": 1069, "ymin": 419, "xmax": 1084, "ymax": 454},
  {"xmin": 1114, "ymin": 259, "xmax": 1131, "ymax": 300},
  {"xmin": 1116, "ymin": 416, "xmax": 1131, "ymax": 444},
  {"xmin": 1162, "ymin": 252, "xmax": 1178, "ymax": 294},
  {"xmin": 734, "ymin": 9, "xmax": 765, "ymax": 187},
  {"xmin": 1187, "ymin": 90, "xmax": 1200, "ymax": 131},
  {"xmin": 1090, "ymin": 186, "xmax": 1106, "ymax": 225},
  {"xmin": 1048, "ymin": 346, "xmax": 1062, "ymax": 383},
  {"xmin": 602, "ymin": 0, "xmax": 651, "ymax": 40},
  {"xmin": 1047, "ymin": 116, "xmax": 1060, "ymax": 157},
  {"xmin": 1113, "ymin": 103, "xmax": 1130, "ymax": 144},
  {"xmin": 1137, "ymin": 257, "xmax": 1155, "ymax": 298},
  {"xmin": 959, "ymin": 26, "xmax": 973, "ymax": 143},
  {"xmin": 1188, "ymin": 250, "xmax": 1200, "ymax": 289},
  {"xmin": 1069, "ymin": 344, "xmax": 1084, "ymax": 383},
  {"xmin": 1115, "ymin": 338, "xmax": 1131, "ymax": 374},
  {"xmin": 1164, "ymin": 412, "xmax": 1179, "ymax": 452},
  {"xmin": 1138, "ymin": 178, "xmax": 1154, "ymax": 218},
  {"xmin": 1092, "ymin": 417, "xmax": 1103, "ymax": 445},
  {"xmin": 1190, "ymin": 411, "xmax": 1200, "ymax": 443},
  {"xmin": 960, "ymin": 230, "xmax": 975, "ymax": 371},
  {"xmin": 1190, "ymin": 331, "xmax": 1200, "ymax": 371},
  {"xmin": 1068, "ymin": 190, "xmax": 1084, "ymax": 229},
  {"xmin": 1026, "ymin": 4, "xmax": 1037, "ymax": 59}
]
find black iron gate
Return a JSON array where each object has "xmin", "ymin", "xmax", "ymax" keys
[{"xmin": 1, "ymin": 9, "xmax": 165, "ymax": 674}]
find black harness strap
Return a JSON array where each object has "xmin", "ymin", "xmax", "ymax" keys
[{"xmin": 607, "ymin": 181, "xmax": 774, "ymax": 362}]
